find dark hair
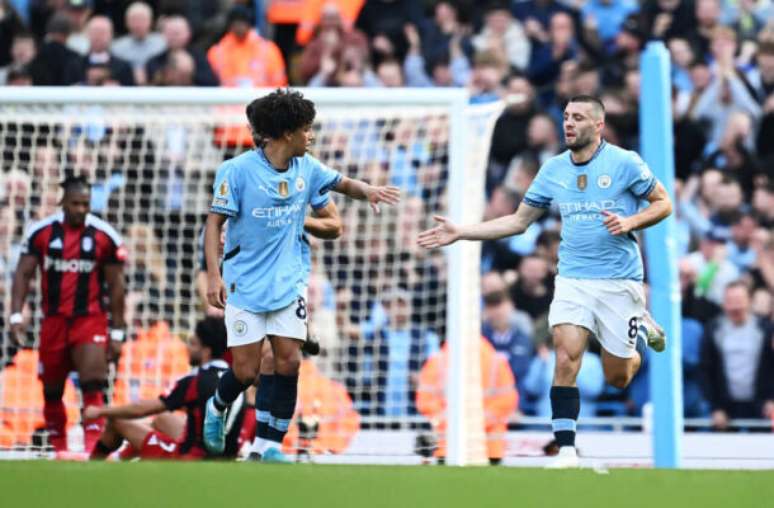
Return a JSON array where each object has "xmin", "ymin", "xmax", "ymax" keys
[
  {"xmin": 246, "ymin": 89, "xmax": 316, "ymax": 146},
  {"xmin": 46, "ymin": 12, "xmax": 73, "ymax": 36},
  {"xmin": 194, "ymin": 317, "xmax": 227, "ymax": 359},
  {"xmin": 60, "ymin": 174, "xmax": 91, "ymax": 195},
  {"xmin": 724, "ymin": 280, "xmax": 751, "ymax": 296},
  {"xmin": 567, "ymin": 94, "xmax": 605, "ymax": 116}
]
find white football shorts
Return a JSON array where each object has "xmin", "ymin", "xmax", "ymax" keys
[
  {"xmin": 225, "ymin": 296, "xmax": 308, "ymax": 348},
  {"xmin": 548, "ymin": 275, "xmax": 646, "ymax": 358}
]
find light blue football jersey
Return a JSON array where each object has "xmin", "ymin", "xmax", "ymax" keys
[
  {"xmin": 523, "ymin": 141, "xmax": 657, "ymax": 281},
  {"xmin": 210, "ymin": 149, "xmax": 341, "ymax": 312}
]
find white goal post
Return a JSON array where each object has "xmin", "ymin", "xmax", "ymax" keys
[{"xmin": 0, "ymin": 87, "xmax": 502, "ymax": 465}]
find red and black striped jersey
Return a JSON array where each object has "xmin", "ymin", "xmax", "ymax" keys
[
  {"xmin": 21, "ymin": 212, "xmax": 126, "ymax": 318},
  {"xmin": 159, "ymin": 360, "xmax": 247, "ymax": 457}
]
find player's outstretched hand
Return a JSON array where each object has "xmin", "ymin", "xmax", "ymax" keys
[
  {"xmin": 601, "ymin": 210, "xmax": 632, "ymax": 236},
  {"xmin": 366, "ymin": 185, "xmax": 401, "ymax": 214},
  {"xmin": 207, "ymin": 275, "xmax": 227, "ymax": 309},
  {"xmin": 417, "ymin": 215, "xmax": 461, "ymax": 249},
  {"xmin": 82, "ymin": 406, "xmax": 102, "ymax": 421}
]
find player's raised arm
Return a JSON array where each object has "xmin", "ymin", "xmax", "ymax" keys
[
  {"xmin": 304, "ymin": 200, "xmax": 343, "ymax": 239},
  {"xmin": 83, "ymin": 398, "xmax": 166, "ymax": 421},
  {"xmin": 333, "ymin": 176, "xmax": 401, "ymax": 213},
  {"xmin": 601, "ymin": 181, "xmax": 673, "ymax": 236},
  {"xmin": 204, "ymin": 212, "xmax": 228, "ymax": 309},
  {"xmin": 417, "ymin": 201, "xmax": 546, "ymax": 249}
]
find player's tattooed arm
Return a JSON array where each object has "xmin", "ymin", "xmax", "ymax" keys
[
  {"xmin": 305, "ymin": 200, "xmax": 343, "ymax": 239},
  {"xmin": 8, "ymin": 255, "xmax": 37, "ymax": 346},
  {"xmin": 417, "ymin": 202, "xmax": 545, "ymax": 249},
  {"xmin": 602, "ymin": 181, "xmax": 673, "ymax": 236},
  {"xmin": 83, "ymin": 398, "xmax": 166, "ymax": 421},
  {"xmin": 333, "ymin": 176, "xmax": 401, "ymax": 213},
  {"xmin": 204, "ymin": 212, "xmax": 228, "ymax": 309}
]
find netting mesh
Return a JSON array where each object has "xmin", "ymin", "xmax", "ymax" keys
[{"xmin": 0, "ymin": 96, "xmax": 501, "ymax": 459}]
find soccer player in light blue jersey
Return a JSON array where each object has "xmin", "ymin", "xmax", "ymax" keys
[
  {"xmin": 203, "ymin": 89, "xmax": 399, "ymax": 462},
  {"xmin": 418, "ymin": 95, "xmax": 673, "ymax": 468}
]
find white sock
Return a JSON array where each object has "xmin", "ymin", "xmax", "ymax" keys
[
  {"xmin": 251, "ymin": 437, "xmax": 268, "ymax": 455},
  {"xmin": 263, "ymin": 440, "xmax": 281, "ymax": 453}
]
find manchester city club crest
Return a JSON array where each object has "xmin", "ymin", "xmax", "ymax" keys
[
  {"xmin": 81, "ymin": 237, "xmax": 93, "ymax": 252},
  {"xmin": 279, "ymin": 181, "xmax": 289, "ymax": 197},
  {"xmin": 234, "ymin": 320, "xmax": 247, "ymax": 337},
  {"xmin": 597, "ymin": 174, "xmax": 612, "ymax": 189},
  {"xmin": 577, "ymin": 174, "xmax": 587, "ymax": 191},
  {"xmin": 295, "ymin": 177, "xmax": 305, "ymax": 192}
]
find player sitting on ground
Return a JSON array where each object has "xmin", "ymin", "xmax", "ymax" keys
[
  {"xmin": 86, "ymin": 317, "xmax": 247, "ymax": 460},
  {"xmin": 203, "ymin": 88, "xmax": 400, "ymax": 463},
  {"xmin": 418, "ymin": 95, "xmax": 672, "ymax": 469},
  {"xmin": 10, "ymin": 176, "xmax": 126, "ymax": 453}
]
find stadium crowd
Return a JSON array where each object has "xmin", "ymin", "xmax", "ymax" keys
[{"xmin": 0, "ymin": 0, "xmax": 773, "ymax": 455}]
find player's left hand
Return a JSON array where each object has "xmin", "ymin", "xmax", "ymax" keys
[
  {"xmin": 108, "ymin": 340, "xmax": 123, "ymax": 363},
  {"xmin": 366, "ymin": 185, "xmax": 401, "ymax": 213},
  {"xmin": 601, "ymin": 210, "xmax": 633, "ymax": 236}
]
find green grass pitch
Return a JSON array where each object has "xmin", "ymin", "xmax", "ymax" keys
[{"xmin": 1, "ymin": 462, "xmax": 771, "ymax": 508}]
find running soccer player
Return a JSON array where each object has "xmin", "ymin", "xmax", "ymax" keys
[
  {"xmin": 418, "ymin": 95, "xmax": 672, "ymax": 468},
  {"xmin": 203, "ymin": 88, "xmax": 400, "ymax": 462},
  {"xmin": 9, "ymin": 176, "xmax": 127, "ymax": 453},
  {"xmin": 85, "ymin": 317, "xmax": 247, "ymax": 460}
]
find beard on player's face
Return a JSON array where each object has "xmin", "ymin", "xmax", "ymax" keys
[{"xmin": 564, "ymin": 121, "xmax": 597, "ymax": 151}]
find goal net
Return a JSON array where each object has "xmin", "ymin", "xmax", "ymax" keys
[{"xmin": 0, "ymin": 88, "xmax": 501, "ymax": 464}]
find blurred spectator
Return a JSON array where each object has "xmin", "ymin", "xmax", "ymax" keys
[
  {"xmin": 354, "ymin": 0, "xmax": 423, "ymax": 63},
  {"xmin": 700, "ymin": 281, "xmax": 774, "ymax": 430},
  {"xmin": 296, "ymin": 0, "xmax": 365, "ymax": 48},
  {"xmin": 0, "ymin": 32, "xmax": 35, "ymax": 85},
  {"xmin": 525, "ymin": 113, "xmax": 560, "ymax": 164},
  {"xmin": 0, "ymin": 0, "xmax": 26, "ymax": 67},
  {"xmin": 511, "ymin": 0, "xmax": 575, "ymax": 33},
  {"xmin": 111, "ymin": 2, "xmax": 166, "ymax": 85},
  {"xmin": 747, "ymin": 39, "xmax": 774, "ymax": 104},
  {"xmin": 510, "ymin": 255, "xmax": 553, "ymax": 321},
  {"xmin": 472, "ymin": 1, "xmax": 531, "ymax": 72},
  {"xmin": 687, "ymin": 0, "xmax": 724, "ymax": 58},
  {"xmin": 469, "ymin": 50, "xmax": 507, "ymax": 103},
  {"xmin": 580, "ymin": 0, "xmax": 638, "ymax": 49},
  {"xmin": 751, "ymin": 183, "xmax": 774, "ymax": 230},
  {"xmin": 685, "ymin": 231, "xmax": 742, "ymax": 306},
  {"xmin": 79, "ymin": 15, "xmax": 134, "ymax": 86},
  {"xmin": 64, "ymin": 0, "xmax": 93, "ymax": 55},
  {"xmin": 207, "ymin": 5, "xmax": 287, "ymax": 88},
  {"xmin": 691, "ymin": 27, "xmax": 761, "ymax": 149},
  {"xmin": 527, "ymin": 11, "xmax": 577, "ymax": 104},
  {"xmin": 307, "ymin": 36, "xmax": 377, "ymax": 86},
  {"xmin": 297, "ymin": 2, "xmax": 368, "ymax": 84},
  {"xmin": 681, "ymin": 316, "xmax": 710, "ymax": 417},
  {"xmin": 375, "ymin": 57, "xmax": 402, "ymax": 87},
  {"xmin": 523, "ymin": 343, "xmax": 605, "ymax": 420},
  {"xmin": 153, "ymin": 49, "xmax": 195, "ymax": 86},
  {"xmin": 680, "ymin": 257, "xmax": 722, "ymax": 323},
  {"xmin": 481, "ymin": 271, "xmax": 533, "ymax": 412},
  {"xmin": 488, "ymin": 73, "xmax": 537, "ymax": 186},
  {"xmin": 416, "ymin": 337, "xmax": 517, "ymax": 464},
  {"xmin": 362, "ymin": 288, "xmax": 439, "ymax": 416},
  {"xmin": 668, "ymin": 36, "xmax": 696, "ymax": 93},
  {"xmin": 27, "ymin": 11, "xmax": 82, "ymax": 85},
  {"xmin": 401, "ymin": 22, "xmax": 469, "ymax": 88},
  {"xmin": 145, "ymin": 15, "xmax": 219, "ymax": 87},
  {"xmin": 640, "ymin": 0, "xmax": 696, "ymax": 41},
  {"xmin": 416, "ymin": 1, "xmax": 471, "ymax": 68}
]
